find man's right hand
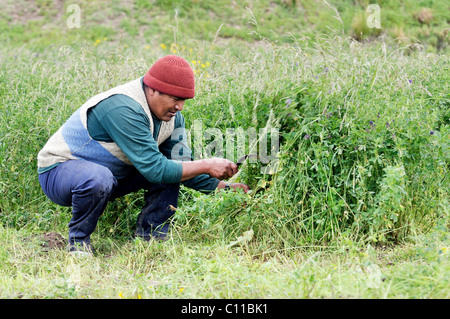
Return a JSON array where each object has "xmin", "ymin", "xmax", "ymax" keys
[
  {"xmin": 204, "ymin": 157, "xmax": 238, "ymax": 180},
  {"xmin": 180, "ymin": 157, "xmax": 238, "ymax": 181}
]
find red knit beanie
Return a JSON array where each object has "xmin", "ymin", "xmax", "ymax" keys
[{"xmin": 143, "ymin": 55, "xmax": 195, "ymax": 99}]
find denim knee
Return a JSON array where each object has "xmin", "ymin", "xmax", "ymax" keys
[{"xmin": 74, "ymin": 165, "xmax": 117, "ymax": 198}]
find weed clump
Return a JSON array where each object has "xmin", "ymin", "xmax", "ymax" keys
[{"xmin": 175, "ymin": 36, "xmax": 449, "ymax": 249}]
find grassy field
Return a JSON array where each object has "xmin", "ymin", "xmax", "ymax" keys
[{"xmin": 0, "ymin": 0, "xmax": 449, "ymax": 300}]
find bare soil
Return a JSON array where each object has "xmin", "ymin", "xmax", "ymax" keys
[{"xmin": 39, "ymin": 232, "xmax": 66, "ymax": 251}]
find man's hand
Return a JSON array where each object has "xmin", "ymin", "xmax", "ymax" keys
[
  {"xmin": 180, "ymin": 157, "xmax": 238, "ymax": 181},
  {"xmin": 205, "ymin": 157, "xmax": 238, "ymax": 180},
  {"xmin": 180, "ymin": 158, "xmax": 250, "ymax": 192},
  {"xmin": 217, "ymin": 181, "xmax": 250, "ymax": 193}
]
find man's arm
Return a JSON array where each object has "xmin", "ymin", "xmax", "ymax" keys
[
  {"xmin": 159, "ymin": 114, "xmax": 249, "ymax": 192},
  {"xmin": 89, "ymin": 98, "xmax": 242, "ymax": 186}
]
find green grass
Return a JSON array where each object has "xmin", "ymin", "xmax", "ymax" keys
[
  {"xmin": 1, "ymin": 0, "xmax": 449, "ymax": 52},
  {"xmin": 0, "ymin": 0, "xmax": 449, "ymax": 299},
  {"xmin": 0, "ymin": 222, "xmax": 450, "ymax": 299},
  {"xmin": 0, "ymin": 223, "xmax": 448, "ymax": 299}
]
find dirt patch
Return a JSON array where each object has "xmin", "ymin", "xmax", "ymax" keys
[
  {"xmin": 4, "ymin": 0, "xmax": 65, "ymax": 25},
  {"xmin": 39, "ymin": 232, "xmax": 67, "ymax": 251}
]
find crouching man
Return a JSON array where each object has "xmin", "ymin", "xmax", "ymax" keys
[{"xmin": 37, "ymin": 55, "xmax": 249, "ymax": 255}]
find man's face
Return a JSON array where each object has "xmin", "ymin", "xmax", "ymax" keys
[{"xmin": 145, "ymin": 87, "xmax": 185, "ymax": 122}]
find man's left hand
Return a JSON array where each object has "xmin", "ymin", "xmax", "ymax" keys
[{"xmin": 217, "ymin": 181, "xmax": 250, "ymax": 193}]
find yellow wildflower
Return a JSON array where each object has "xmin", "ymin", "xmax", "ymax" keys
[
  {"xmin": 118, "ymin": 292, "xmax": 123, "ymax": 299},
  {"xmin": 160, "ymin": 43, "xmax": 167, "ymax": 50}
]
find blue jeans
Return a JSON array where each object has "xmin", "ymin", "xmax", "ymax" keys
[{"xmin": 38, "ymin": 160, "xmax": 180, "ymax": 246}]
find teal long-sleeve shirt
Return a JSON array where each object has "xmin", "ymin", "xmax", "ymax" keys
[{"xmin": 85, "ymin": 93, "xmax": 220, "ymax": 193}]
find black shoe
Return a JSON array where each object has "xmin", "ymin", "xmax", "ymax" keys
[{"xmin": 133, "ymin": 231, "xmax": 168, "ymax": 243}]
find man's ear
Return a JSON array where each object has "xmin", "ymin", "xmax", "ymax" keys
[{"xmin": 146, "ymin": 86, "xmax": 157, "ymax": 97}]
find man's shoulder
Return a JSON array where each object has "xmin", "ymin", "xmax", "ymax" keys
[
  {"xmin": 93, "ymin": 94, "xmax": 146, "ymax": 117},
  {"xmin": 98, "ymin": 94, "xmax": 142, "ymax": 109}
]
